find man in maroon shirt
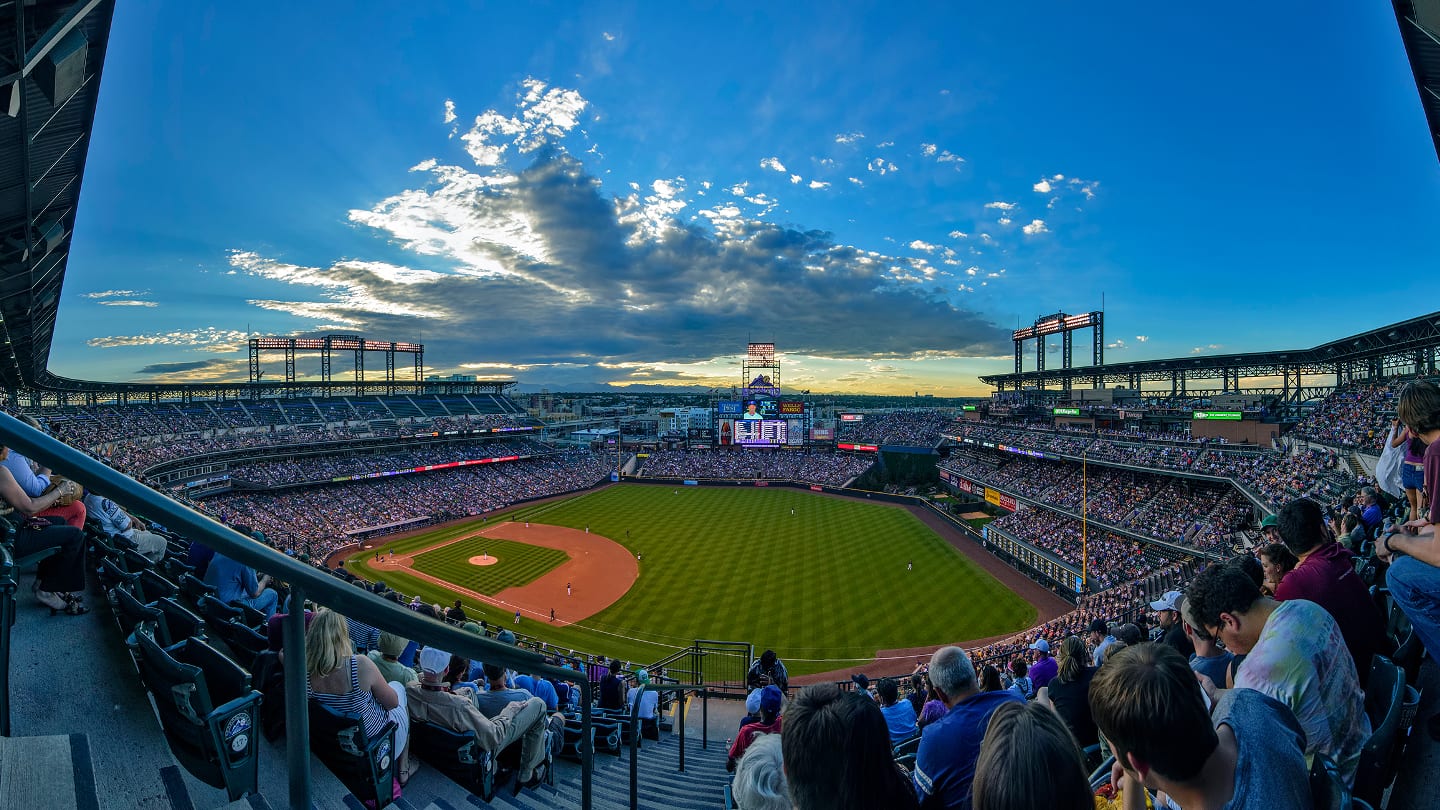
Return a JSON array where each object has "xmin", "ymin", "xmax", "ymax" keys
[{"xmin": 1274, "ymin": 497, "xmax": 1384, "ymax": 683}]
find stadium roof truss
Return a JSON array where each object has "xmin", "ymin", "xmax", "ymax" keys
[
  {"xmin": 980, "ymin": 311, "xmax": 1440, "ymax": 397},
  {"xmin": 0, "ymin": 2, "xmax": 514, "ymax": 404},
  {"xmin": 1395, "ymin": 0, "xmax": 1440, "ymax": 162}
]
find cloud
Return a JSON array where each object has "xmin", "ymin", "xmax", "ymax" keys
[
  {"xmin": 984, "ymin": 201, "xmax": 1016, "ymax": 211},
  {"xmin": 1033, "ymin": 179, "xmax": 1052, "ymax": 193},
  {"xmin": 1190, "ymin": 344, "xmax": 1223, "ymax": 354},
  {"xmin": 876, "ymin": 141, "xmax": 894, "ymax": 148},
  {"xmin": 867, "ymin": 159, "xmax": 897, "ymax": 175},
  {"xmin": 83, "ymin": 289, "xmax": 145, "ymax": 299},
  {"xmin": 834, "ymin": 132, "xmax": 864, "ymax": 144},
  {"xmin": 1021, "ymin": 219, "xmax": 1049, "ymax": 235},
  {"xmin": 920, "ymin": 143, "xmax": 937, "ymax": 156},
  {"xmin": 934, "ymin": 150, "xmax": 963, "ymax": 165},
  {"xmin": 847, "ymin": 176, "xmax": 863, "ymax": 186},
  {"xmin": 87, "ymin": 327, "xmax": 250, "ymax": 351},
  {"xmin": 908, "ymin": 240, "xmax": 937, "ymax": 253},
  {"xmin": 1107, "ymin": 338, "xmax": 1126, "ymax": 350},
  {"xmin": 1037, "ymin": 174, "xmax": 1100, "ymax": 203},
  {"xmin": 442, "ymin": 99, "xmax": 456, "ymax": 125},
  {"xmin": 997, "ymin": 217, "xmax": 1012, "ymax": 226},
  {"xmin": 759, "ymin": 156, "xmax": 787, "ymax": 173},
  {"xmin": 1135, "ymin": 335, "xmax": 1149, "ymax": 343},
  {"xmin": 456, "ymin": 78, "xmax": 587, "ymax": 167},
  {"xmin": 948, "ymin": 230, "xmax": 968, "ymax": 239},
  {"xmin": 790, "ymin": 174, "xmax": 802, "ymax": 184},
  {"xmin": 98, "ymin": 300, "xmax": 158, "ymax": 307},
  {"xmin": 137, "ymin": 360, "xmax": 229, "ymax": 375},
  {"xmin": 808, "ymin": 180, "xmax": 829, "ymax": 190},
  {"xmin": 602, "ymin": 31, "xmax": 616, "ymax": 41}
]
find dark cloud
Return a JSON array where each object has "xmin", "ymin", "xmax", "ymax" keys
[{"xmin": 136, "ymin": 360, "xmax": 228, "ymax": 375}]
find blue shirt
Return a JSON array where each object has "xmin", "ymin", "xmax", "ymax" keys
[
  {"xmin": 881, "ymin": 699, "xmax": 918, "ymax": 742},
  {"xmin": 1, "ymin": 451, "xmax": 49, "ymax": 497},
  {"xmin": 1215, "ymin": 688, "xmax": 1312, "ymax": 809},
  {"xmin": 914, "ymin": 690, "xmax": 1024, "ymax": 809},
  {"xmin": 201, "ymin": 553, "xmax": 259, "ymax": 606},
  {"xmin": 516, "ymin": 675, "xmax": 560, "ymax": 711}
]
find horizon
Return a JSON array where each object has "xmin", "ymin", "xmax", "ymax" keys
[{"xmin": 46, "ymin": 3, "xmax": 1440, "ymax": 396}]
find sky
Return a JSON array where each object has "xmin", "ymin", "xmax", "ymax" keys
[{"xmin": 50, "ymin": 2, "xmax": 1440, "ymax": 396}]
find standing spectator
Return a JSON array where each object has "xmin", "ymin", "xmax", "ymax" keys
[
  {"xmin": 626, "ymin": 669, "xmax": 661, "ymax": 740},
  {"xmin": 1089, "ymin": 644, "xmax": 1311, "ymax": 808},
  {"xmin": 1273, "ymin": 498, "xmax": 1384, "ymax": 684},
  {"xmin": 728, "ymin": 685, "xmax": 783, "ymax": 771},
  {"xmin": 1149, "ymin": 590, "xmax": 1194, "ymax": 659},
  {"xmin": 1035, "ymin": 636, "xmax": 1096, "ymax": 748},
  {"xmin": 783, "ymin": 683, "xmax": 917, "ymax": 810},
  {"xmin": 1396, "ymin": 421, "xmax": 1427, "ymax": 522},
  {"xmin": 202, "ymin": 550, "xmax": 280, "ymax": 618},
  {"xmin": 972, "ymin": 701, "xmax": 1093, "ymax": 810},
  {"xmin": 746, "ymin": 649, "xmax": 790, "ymax": 694},
  {"xmin": 1185, "ymin": 563, "xmax": 1370, "ymax": 782},
  {"xmin": 877, "ymin": 677, "xmax": 918, "ymax": 742},
  {"xmin": 914, "ymin": 646, "xmax": 1023, "ymax": 809},
  {"xmin": 1178, "ymin": 597, "xmax": 1233, "ymax": 687},
  {"xmin": 598, "ymin": 659, "xmax": 626, "ymax": 710},
  {"xmin": 1027, "ymin": 639, "xmax": 1057, "ymax": 689}
]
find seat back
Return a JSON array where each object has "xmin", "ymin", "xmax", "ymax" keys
[
  {"xmin": 178, "ymin": 573, "xmax": 216, "ymax": 611},
  {"xmin": 1353, "ymin": 655, "xmax": 1405, "ymax": 807},
  {"xmin": 198, "ymin": 594, "xmax": 243, "ymax": 624},
  {"xmin": 133, "ymin": 634, "xmax": 260, "ymax": 801},
  {"xmin": 115, "ymin": 584, "xmax": 161, "ymax": 640},
  {"xmin": 410, "ymin": 718, "xmax": 495, "ymax": 800},
  {"xmin": 209, "ymin": 619, "xmax": 268, "ymax": 670},
  {"xmin": 139, "ymin": 569, "xmax": 178, "ymax": 602},
  {"xmin": 307, "ymin": 700, "xmax": 398, "ymax": 809},
  {"xmin": 1309, "ymin": 752, "xmax": 1351, "ymax": 810},
  {"xmin": 156, "ymin": 598, "xmax": 206, "ymax": 646},
  {"xmin": 234, "ymin": 602, "xmax": 267, "ymax": 630}
]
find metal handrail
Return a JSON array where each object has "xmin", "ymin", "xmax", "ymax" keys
[
  {"xmin": 625, "ymin": 683, "xmax": 700, "ymax": 810},
  {"xmin": 0, "ymin": 412, "xmax": 595, "ymax": 809}
]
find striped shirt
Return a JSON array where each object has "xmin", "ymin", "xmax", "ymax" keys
[{"xmin": 308, "ymin": 656, "xmax": 388, "ymax": 740}]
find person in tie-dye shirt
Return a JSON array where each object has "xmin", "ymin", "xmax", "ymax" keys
[{"xmin": 1185, "ymin": 561, "xmax": 1370, "ymax": 784}]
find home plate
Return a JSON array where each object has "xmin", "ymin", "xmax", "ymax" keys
[{"xmin": 468, "ymin": 554, "xmax": 499, "ymax": 566}]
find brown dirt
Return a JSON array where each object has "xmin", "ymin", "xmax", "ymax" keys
[{"xmin": 365, "ymin": 522, "xmax": 637, "ymax": 626}]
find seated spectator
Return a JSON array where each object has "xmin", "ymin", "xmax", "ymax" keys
[
  {"xmin": 406, "ymin": 647, "xmax": 551, "ymax": 791},
  {"xmin": 513, "ymin": 672, "xmax": 560, "ymax": 712},
  {"xmin": 1273, "ymin": 497, "xmax": 1384, "ymax": 683},
  {"xmin": 305, "ymin": 609, "xmax": 415, "ymax": 785},
  {"xmin": 474, "ymin": 662, "xmax": 536, "ymax": 719},
  {"xmin": 1088, "ymin": 619, "xmax": 1117, "ymax": 667},
  {"xmin": 1, "ymin": 422, "xmax": 86, "ymax": 529},
  {"xmin": 977, "ymin": 665, "xmax": 1003, "ymax": 694},
  {"xmin": 877, "ymin": 677, "xmax": 918, "ymax": 742},
  {"xmin": 626, "ymin": 669, "xmax": 661, "ymax": 740},
  {"xmin": 1185, "ymin": 562, "xmax": 1370, "ymax": 782},
  {"xmin": 728, "ymin": 685, "xmax": 783, "ymax": 772},
  {"xmin": 1035, "ymin": 636, "xmax": 1096, "ymax": 747},
  {"xmin": 82, "ymin": 490, "xmax": 167, "ymax": 563},
  {"xmin": 747, "ymin": 649, "xmax": 789, "ymax": 694},
  {"xmin": 914, "ymin": 645, "xmax": 1023, "ymax": 809},
  {"xmin": 0, "ymin": 450, "xmax": 87, "ymax": 614},
  {"xmin": 1027, "ymin": 639, "xmax": 1057, "ymax": 689},
  {"xmin": 783, "ymin": 682, "xmax": 918, "ymax": 809},
  {"xmin": 731, "ymin": 733, "xmax": 790, "ymax": 810},
  {"xmin": 598, "ymin": 659, "xmax": 626, "ymax": 710},
  {"xmin": 1006, "ymin": 659, "xmax": 1033, "ymax": 700},
  {"xmin": 202, "ymin": 550, "xmax": 280, "ymax": 618},
  {"xmin": 1357, "ymin": 486, "xmax": 1383, "ymax": 532},
  {"xmin": 739, "ymin": 687, "xmax": 763, "ymax": 732},
  {"xmin": 367, "ymin": 632, "xmax": 417, "ymax": 686},
  {"xmin": 971, "ymin": 701, "xmax": 1092, "ymax": 810},
  {"xmin": 1089, "ymin": 643, "xmax": 1311, "ymax": 808},
  {"xmin": 907, "ymin": 672, "xmax": 927, "ymax": 716},
  {"xmin": 1257, "ymin": 542, "xmax": 1297, "ymax": 597},
  {"xmin": 1178, "ymin": 597, "xmax": 1232, "ymax": 687},
  {"xmin": 850, "ymin": 673, "xmax": 874, "ymax": 701},
  {"xmin": 446, "ymin": 599, "xmax": 468, "ymax": 623}
]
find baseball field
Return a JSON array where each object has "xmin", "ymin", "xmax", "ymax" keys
[{"xmin": 344, "ymin": 484, "xmax": 1037, "ymax": 676}]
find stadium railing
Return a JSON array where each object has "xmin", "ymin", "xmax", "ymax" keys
[{"xmin": 0, "ymin": 412, "xmax": 599, "ymax": 810}]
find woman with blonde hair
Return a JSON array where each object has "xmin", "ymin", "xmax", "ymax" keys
[{"xmin": 306, "ymin": 608, "xmax": 416, "ymax": 784}]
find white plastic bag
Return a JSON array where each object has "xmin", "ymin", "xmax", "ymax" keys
[{"xmin": 1376, "ymin": 423, "xmax": 1406, "ymax": 499}]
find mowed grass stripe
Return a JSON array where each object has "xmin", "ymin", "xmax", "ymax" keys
[
  {"xmin": 411, "ymin": 537, "xmax": 567, "ymax": 595},
  {"xmin": 346, "ymin": 485, "xmax": 1035, "ymax": 675}
]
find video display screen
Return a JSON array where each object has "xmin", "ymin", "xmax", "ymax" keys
[
  {"xmin": 734, "ymin": 419, "xmax": 788, "ymax": 446},
  {"xmin": 740, "ymin": 400, "xmax": 778, "ymax": 420}
]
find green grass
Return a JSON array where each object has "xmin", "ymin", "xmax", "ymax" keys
[
  {"xmin": 346, "ymin": 485, "xmax": 1035, "ymax": 675},
  {"xmin": 412, "ymin": 537, "xmax": 568, "ymax": 595}
]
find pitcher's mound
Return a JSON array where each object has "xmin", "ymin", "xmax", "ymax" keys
[{"xmin": 468, "ymin": 555, "xmax": 499, "ymax": 566}]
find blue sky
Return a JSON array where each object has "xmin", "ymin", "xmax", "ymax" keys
[{"xmin": 51, "ymin": 2, "xmax": 1440, "ymax": 395}]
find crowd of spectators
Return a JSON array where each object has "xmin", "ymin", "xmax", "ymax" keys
[
  {"xmin": 636, "ymin": 449, "xmax": 874, "ymax": 487},
  {"xmin": 200, "ymin": 450, "xmax": 613, "ymax": 557},
  {"xmin": 834, "ymin": 409, "xmax": 959, "ymax": 446},
  {"xmin": 225, "ymin": 439, "xmax": 552, "ymax": 487},
  {"xmin": 1289, "ymin": 378, "xmax": 1407, "ymax": 452},
  {"xmin": 986, "ymin": 508, "xmax": 1190, "ymax": 591}
]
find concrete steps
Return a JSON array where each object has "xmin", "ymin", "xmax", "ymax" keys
[{"xmin": 0, "ymin": 733, "xmax": 99, "ymax": 809}]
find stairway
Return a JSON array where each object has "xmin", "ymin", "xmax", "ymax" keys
[{"xmin": 0, "ymin": 733, "xmax": 100, "ymax": 809}]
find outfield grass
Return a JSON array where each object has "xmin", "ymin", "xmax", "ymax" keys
[
  {"xmin": 412, "ymin": 537, "xmax": 568, "ymax": 595},
  {"xmin": 346, "ymin": 485, "xmax": 1035, "ymax": 675}
]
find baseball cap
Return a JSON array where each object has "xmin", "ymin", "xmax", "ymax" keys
[
  {"xmin": 850, "ymin": 673, "xmax": 870, "ymax": 690},
  {"xmin": 745, "ymin": 688, "xmax": 763, "ymax": 715},
  {"xmin": 377, "ymin": 632, "xmax": 407, "ymax": 658},
  {"xmin": 1028, "ymin": 638, "xmax": 1051, "ymax": 653},
  {"xmin": 1260, "ymin": 515, "xmax": 1279, "ymax": 528},
  {"xmin": 636, "ymin": 668, "xmax": 650, "ymax": 685},
  {"xmin": 760, "ymin": 685, "xmax": 783, "ymax": 713},
  {"xmin": 1149, "ymin": 590, "xmax": 1183, "ymax": 612},
  {"xmin": 418, "ymin": 646, "xmax": 451, "ymax": 674},
  {"xmin": 1088, "ymin": 618, "xmax": 1108, "ymax": 634}
]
